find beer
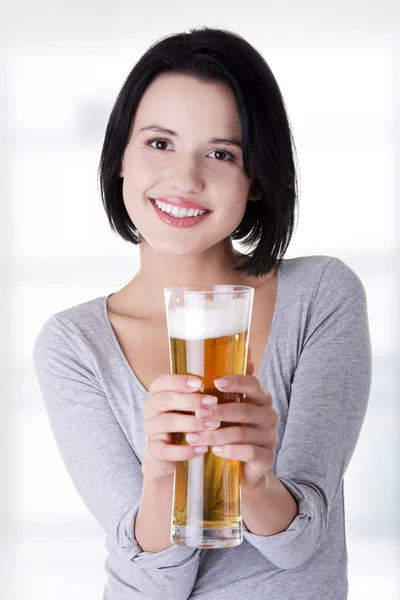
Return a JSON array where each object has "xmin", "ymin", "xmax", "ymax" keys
[{"xmin": 164, "ymin": 289, "xmax": 254, "ymax": 549}]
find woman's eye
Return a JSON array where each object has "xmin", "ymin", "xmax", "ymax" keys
[
  {"xmin": 147, "ymin": 139, "xmax": 171, "ymax": 151},
  {"xmin": 208, "ymin": 149, "xmax": 236, "ymax": 162}
]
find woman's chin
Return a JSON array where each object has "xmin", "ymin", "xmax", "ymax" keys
[
  {"xmin": 151, "ymin": 243, "xmax": 205, "ymax": 256},
  {"xmin": 138, "ymin": 231, "xmax": 212, "ymax": 256}
]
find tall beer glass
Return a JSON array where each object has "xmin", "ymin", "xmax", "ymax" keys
[{"xmin": 164, "ymin": 285, "xmax": 254, "ymax": 549}]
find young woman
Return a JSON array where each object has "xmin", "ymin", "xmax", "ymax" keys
[{"xmin": 33, "ymin": 27, "xmax": 372, "ymax": 600}]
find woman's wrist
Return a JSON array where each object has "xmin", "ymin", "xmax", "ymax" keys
[
  {"xmin": 136, "ymin": 460, "xmax": 175, "ymax": 552},
  {"xmin": 241, "ymin": 470, "xmax": 298, "ymax": 536}
]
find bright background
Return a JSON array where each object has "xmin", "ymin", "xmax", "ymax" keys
[{"xmin": 0, "ymin": 1, "xmax": 399, "ymax": 598}]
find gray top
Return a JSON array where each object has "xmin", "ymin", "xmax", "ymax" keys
[{"xmin": 32, "ymin": 255, "xmax": 372, "ymax": 600}]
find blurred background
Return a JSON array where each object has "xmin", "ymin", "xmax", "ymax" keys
[{"xmin": 0, "ymin": 1, "xmax": 399, "ymax": 598}]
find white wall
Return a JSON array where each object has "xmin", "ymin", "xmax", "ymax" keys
[{"xmin": 1, "ymin": 1, "xmax": 399, "ymax": 598}]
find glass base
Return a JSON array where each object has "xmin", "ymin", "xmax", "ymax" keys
[{"xmin": 171, "ymin": 523, "xmax": 243, "ymax": 549}]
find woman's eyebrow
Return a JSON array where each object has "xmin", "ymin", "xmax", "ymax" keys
[{"xmin": 139, "ymin": 124, "xmax": 242, "ymax": 149}]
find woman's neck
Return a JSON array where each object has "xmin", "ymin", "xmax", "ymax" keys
[{"xmin": 114, "ymin": 239, "xmax": 254, "ymax": 320}]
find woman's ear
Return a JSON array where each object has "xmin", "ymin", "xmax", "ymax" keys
[
  {"xmin": 248, "ymin": 180, "xmax": 262, "ymax": 201},
  {"xmin": 119, "ymin": 157, "xmax": 125, "ymax": 178},
  {"xmin": 247, "ymin": 170, "xmax": 262, "ymax": 201}
]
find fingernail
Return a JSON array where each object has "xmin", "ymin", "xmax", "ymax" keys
[
  {"xmin": 205, "ymin": 421, "xmax": 220, "ymax": 429},
  {"xmin": 212, "ymin": 446, "xmax": 223, "ymax": 454},
  {"xmin": 202, "ymin": 395, "xmax": 218, "ymax": 405},
  {"xmin": 187, "ymin": 378, "xmax": 202, "ymax": 389},
  {"xmin": 196, "ymin": 407, "xmax": 211, "ymax": 419},
  {"xmin": 194, "ymin": 446, "xmax": 208, "ymax": 454},
  {"xmin": 214, "ymin": 378, "xmax": 228, "ymax": 389},
  {"xmin": 186, "ymin": 433, "xmax": 200, "ymax": 443}
]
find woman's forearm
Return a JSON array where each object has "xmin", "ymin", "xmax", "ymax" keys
[
  {"xmin": 241, "ymin": 470, "xmax": 298, "ymax": 536},
  {"xmin": 135, "ymin": 467, "xmax": 298, "ymax": 553},
  {"xmin": 135, "ymin": 472, "xmax": 175, "ymax": 552}
]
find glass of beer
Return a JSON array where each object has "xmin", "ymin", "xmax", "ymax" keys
[{"xmin": 164, "ymin": 284, "xmax": 254, "ymax": 549}]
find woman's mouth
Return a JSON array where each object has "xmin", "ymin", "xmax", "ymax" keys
[{"xmin": 149, "ymin": 198, "xmax": 212, "ymax": 229}]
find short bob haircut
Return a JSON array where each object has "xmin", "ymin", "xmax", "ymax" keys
[{"xmin": 98, "ymin": 26, "xmax": 299, "ymax": 278}]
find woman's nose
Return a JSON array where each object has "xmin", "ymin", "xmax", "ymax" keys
[{"xmin": 166, "ymin": 155, "xmax": 205, "ymax": 195}]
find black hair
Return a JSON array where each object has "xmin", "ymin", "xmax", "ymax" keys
[{"xmin": 98, "ymin": 26, "xmax": 299, "ymax": 278}]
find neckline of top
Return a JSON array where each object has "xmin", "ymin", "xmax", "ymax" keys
[{"xmin": 101, "ymin": 260, "xmax": 286, "ymax": 396}]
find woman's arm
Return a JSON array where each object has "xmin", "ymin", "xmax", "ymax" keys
[
  {"xmin": 241, "ymin": 470, "xmax": 298, "ymax": 536},
  {"xmin": 33, "ymin": 315, "xmax": 200, "ymax": 600},
  {"xmin": 135, "ymin": 470, "xmax": 175, "ymax": 552},
  {"xmin": 241, "ymin": 257, "xmax": 372, "ymax": 569}
]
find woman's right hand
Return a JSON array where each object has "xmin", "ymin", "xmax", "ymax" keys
[{"xmin": 141, "ymin": 374, "xmax": 220, "ymax": 481}]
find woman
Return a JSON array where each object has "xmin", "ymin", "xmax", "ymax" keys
[{"xmin": 33, "ymin": 27, "xmax": 372, "ymax": 600}]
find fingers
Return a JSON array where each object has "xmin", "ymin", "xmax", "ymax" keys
[
  {"xmin": 211, "ymin": 443, "xmax": 275, "ymax": 465},
  {"xmin": 144, "ymin": 390, "xmax": 216, "ymax": 420},
  {"xmin": 214, "ymin": 375, "xmax": 272, "ymax": 407},
  {"xmin": 145, "ymin": 373, "xmax": 215, "ymax": 420},
  {"xmin": 185, "ymin": 424, "xmax": 278, "ymax": 449},
  {"xmin": 148, "ymin": 373, "xmax": 203, "ymax": 396},
  {"xmin": 144, "ymin": 411, "xmax": 220, "ymax": 436},
  {"xmin": 147, "ymin": 437, "xmax": 208, "ymax": 462},
  {"xmin": 143, "ymin": 371, "xmax": 277, "ymax": 474},
  {"xmin": 194, "ymin": 401, "xmax": 278, "ymax": 428}
]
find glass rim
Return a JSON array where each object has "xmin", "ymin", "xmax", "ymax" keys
[{"xmin": 164, "ymin": 284, "xmax": 254, "ymax": 294}]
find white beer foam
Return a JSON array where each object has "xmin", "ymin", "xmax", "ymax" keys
[{"xmin": 168, "ymin": 298, "xmax": 250, "ymax": 341}]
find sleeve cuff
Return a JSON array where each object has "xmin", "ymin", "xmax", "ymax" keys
[{"xmin": 118, "ymin": 502, "xmax": 200, "ymax": 569}]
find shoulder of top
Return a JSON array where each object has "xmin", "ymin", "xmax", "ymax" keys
[
  {"xmin": 34, "ymin": 295, "xmax": 106, "ymax": 346},
  {"xmin": 53, "ymin": 295, "xmax": 105, "ymax": 323},
  {"xmin": 282, "ymin": 254, "xmax": 366, "ymax": 296},
  {"xmin": 283, "ymin": 254, "xmax": 338, "ymax": 273}
]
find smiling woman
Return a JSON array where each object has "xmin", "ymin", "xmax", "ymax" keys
[
  {"xmin": 99, "ymin": 28, "xmax": 298, "ymax": 277},
  {"xmin": 32, "ymin": 26, "xmax": 371, "ymax": 600},
  {"xmin": 117, "ymin": 72, "xmax": 264, "ymax": 251}
]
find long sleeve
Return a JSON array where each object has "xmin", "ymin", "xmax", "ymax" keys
[
  {"xmin": 33, "ymin": 315, "xmax": 200, "ymax": 600},
  {"xmin": 243, "ymin": 257, "xmax": 372, "ymax": 569}
]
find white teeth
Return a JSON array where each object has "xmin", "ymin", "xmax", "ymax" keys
[{"xmin": 153, "ymin": 199, "xmax": 207, "ymax": 218}]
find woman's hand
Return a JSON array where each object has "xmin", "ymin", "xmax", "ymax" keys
[
  {"xmin": 142, "ymin": 374, "xmax": 219, "ymax": 481},
  {"xmin": 185, "ymin": 350, "xmax": 279, "ymax": 489}
]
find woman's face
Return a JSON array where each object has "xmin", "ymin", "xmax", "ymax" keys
[{"xmin": 120, "ymin": 73, "xmax": 258, "ymax": 256}]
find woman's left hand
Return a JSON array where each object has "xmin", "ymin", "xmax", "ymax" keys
[{"xmin": 186, "ymin": 349, "xmax": 279, "ymax": 489}]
